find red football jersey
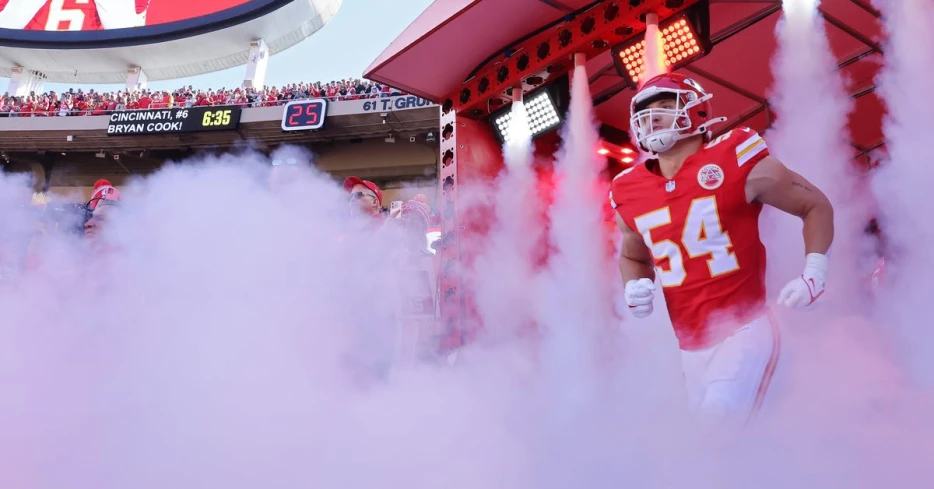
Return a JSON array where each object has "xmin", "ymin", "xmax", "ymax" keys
[
  {"xmin": 611, "ymin": 127, "xmax": 771, "ymax": 350},
  {"xmin": 25, "ymin": 0, "xmax": 102, "ymax": 31}
]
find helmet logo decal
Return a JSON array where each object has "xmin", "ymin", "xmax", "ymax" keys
[{"xmin": 683, "ymin": 77, "xmax": 706, "ymax": 94}]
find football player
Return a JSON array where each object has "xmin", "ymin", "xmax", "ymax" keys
[
  {"xmin": 0, "ymin": 0, "xmax": 146, "ymax": 31},
  {"xmin": 610, "ymin": 73, "xmax": 834, "ymax": 427}
]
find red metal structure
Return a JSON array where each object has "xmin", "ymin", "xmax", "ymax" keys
[{"xmin": 365, "ymin": 0, "xmax": 885, "ymax": 349}]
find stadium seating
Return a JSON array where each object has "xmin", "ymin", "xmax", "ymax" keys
[{"xmin": 0, "ymin": 78, "xmax": 402, "ymax": 116}]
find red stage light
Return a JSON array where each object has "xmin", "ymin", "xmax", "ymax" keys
[{"xmin": 598, "ymin": 139, "xmax": 638, "ymax": 162}]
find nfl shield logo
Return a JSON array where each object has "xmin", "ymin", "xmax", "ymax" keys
[{"xmin": 665, "ymin": 180, "xmax": 676, "ymax": 193}]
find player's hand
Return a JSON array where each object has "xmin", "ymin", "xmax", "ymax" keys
[
  {"xmin": 778, "ymin": 253, "xmax": 828, "ymax": 309},
  {"xmin": 625, "ymin": 278, "xmax": 656, "ymax": 318}
]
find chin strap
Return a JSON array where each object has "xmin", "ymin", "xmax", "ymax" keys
[{"xmin": 695, "ymin": 116, "xmax": 728, "ymax": 137}]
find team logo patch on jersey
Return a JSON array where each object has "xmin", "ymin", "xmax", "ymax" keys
[
  {"xmin": 665, "ymin": 180, "xmax": 676, "ymax": 193},
  {"xmin": 697, "ymin": 164, "xmax": 724, "ymax": 190}
]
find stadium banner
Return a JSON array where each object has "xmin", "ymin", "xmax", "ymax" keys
[
  {"xmin": 107, "ymin": 105, "xmax": 242, "ymax": 136},
  {"xmin": 350, "ymin": 95, "xmax": 437, "ymax": 115}
]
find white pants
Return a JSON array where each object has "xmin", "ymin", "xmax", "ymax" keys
[{"xmin": 680, "ymin": 313, "xmax": 781, "ymax": 427}]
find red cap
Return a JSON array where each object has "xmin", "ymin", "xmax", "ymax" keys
[
  {"xmin": 342, "ymin": 177, "xmax": 382, "ymax": 205},
  {"xmin": 87, "ymin": 179, "xmax": 120, "ymax": 210}
]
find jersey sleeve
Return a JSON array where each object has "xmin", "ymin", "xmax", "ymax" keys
[
  {"xmin": 733, "ymin": 127, "xmax": 770, "ymax": 172},
  {"xmin": 609, "ymin": 169, "xmax": 638, "ymax": 232}
]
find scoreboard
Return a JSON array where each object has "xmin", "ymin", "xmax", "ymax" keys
[{"xmin": 107, "ymin": 106, "xmax": 242, "ymax": 136}]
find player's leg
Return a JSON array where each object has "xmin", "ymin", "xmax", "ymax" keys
[
  {"xmin": 692, "ymin": 313, "xmax": 781, "ymax": 427},
  {"xmin": 680, "ymin": 346, "xmax": 718, "ymax": 413}
]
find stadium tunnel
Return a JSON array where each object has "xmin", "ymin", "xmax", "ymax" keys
[{"xmin": 365, "ymin": 0, "xmax": 885, "ymax": 349}]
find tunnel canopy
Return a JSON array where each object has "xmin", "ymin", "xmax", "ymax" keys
[{"xmin": 366, "ymin": 0, "xmax": 885, "ymax": 166}]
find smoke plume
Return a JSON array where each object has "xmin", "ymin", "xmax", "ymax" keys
[
  {"xmin": 870, "ymin": 0, "xmax": 934, "ymax": 384},
  {"xmin": 765, "ymin": 0, "xmax": 870, "ymax": 306}
]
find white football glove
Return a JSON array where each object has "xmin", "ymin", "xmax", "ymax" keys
[
  {"xmin": 778, "ymin": 253, "xmax": 828, "ymax": 309},
  {"xmin": 625, "ymin": 278, "xmax": 656, "ymax": 318}
]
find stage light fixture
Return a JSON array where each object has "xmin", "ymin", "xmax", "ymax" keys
[
  {"xmin": 492, "ymin": 90, "xmax": 561, "ymax": 144},
  {"xmin": 597, "ymin": 141, "xmax": 637, "ymax": 163},
  {"xmin": 611, "ymin": 7, "xmax": 711, "ymax": 88},
  {"xmin": 489, "ymin": 74, "xmax": 569, "ymax": 144}
]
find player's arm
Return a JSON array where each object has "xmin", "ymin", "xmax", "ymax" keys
[
  {"xmin": 616, "ymin": 213, "xmax": 658, "ymax": 318},
  {"xmin": 96, "ymin": 0, "xmax": 145, "ymax": 28},
  {"xmin": 616, "ymin": 213, "xmax": 655, "ymax": 283},
  {"xmin": 745, "ymin": 155, "xmax": 834, "ymax": 254}
]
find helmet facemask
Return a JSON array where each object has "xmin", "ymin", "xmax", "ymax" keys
[{"xmin": 630, "ymin": 88, "xmax": 714, "ymax": 154}]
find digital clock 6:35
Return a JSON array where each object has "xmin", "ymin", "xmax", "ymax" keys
[
  {"xmin": 187, "ymin": 105, "xmax": 241, "ymax": 132},
  {"xmin": 202, "ymin": 109, "xmax": 233, "ymax": 127},
  {"xmin": 281, "ymin": 99, "xmax": 328, "ymax": 132}
]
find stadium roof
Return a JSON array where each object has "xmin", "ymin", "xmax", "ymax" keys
[
  {"xmin": 0, "ymin": 0, "xmax": 342, "ymax": 84},
  {"xmin": 366, "ymin": 0, "xmax": 885, "ymax": 166}
]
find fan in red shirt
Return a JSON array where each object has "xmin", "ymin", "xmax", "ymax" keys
[
  {"xmin": 36, "ymin": 97, "xmax": 50, "ymax": 116},
  {"xmin": 21, "ymin": 97, "xmax": 35, "ymax": 116},
  {"xmin": 137, "ymin": 92, "xmax": 152, "ymax": 109}
]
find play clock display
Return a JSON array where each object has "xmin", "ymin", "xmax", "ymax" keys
[{"xmin": 280, "ymin": 99, "xmax": 328, "ymax": 131}]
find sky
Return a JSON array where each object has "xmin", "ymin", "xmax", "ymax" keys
[{"xmin": 14, "ymin": 0, "xmax": 435, "ymax": 94}]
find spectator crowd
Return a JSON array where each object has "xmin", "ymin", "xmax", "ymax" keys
[
  {"xmin": 0, "ymin": 77, "xmax": 405, "ymax": 116},
  {"xmin": 4, "ymin": 168, "xmax": 445, "ymax": 376}
]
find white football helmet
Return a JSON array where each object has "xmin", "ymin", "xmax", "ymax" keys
[{"xmin": 629, "ymin": 72, "xmax": 726, "ymax": 154}]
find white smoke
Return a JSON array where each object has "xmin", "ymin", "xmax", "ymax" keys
[
  {"xmin": 642, "ymin": 13, "xmax": 667, "ymax": 82},
  {"xmin": 470, "ymin": 97, "xmax": 542, "ymax": 345},
  {"xmin": 870, "ymin": 0, "xmax": 934, "ymax": 384},
  {"xmin": 524, "ymin": 59, "xmax": 628, "ymax": 489},
  {"xmin": 764, "ymin": 0, "xmax": 870, "ymax": 308},
  {"xmin": 5, "ymin": 4, "xmax": 934, "ymax": 485},
  {"xmin": 0, "ymin": 152, "xmax": 536, "ymax": 489},
  {"xmin": 732, "ymin": 2, "xmax": 934, "ymax": 487}
]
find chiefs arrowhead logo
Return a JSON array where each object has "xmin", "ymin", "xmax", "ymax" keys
[{"xmin": 697, "ymin": 163, "xmax": 724, "ymax": 190}]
